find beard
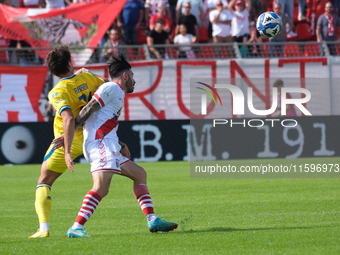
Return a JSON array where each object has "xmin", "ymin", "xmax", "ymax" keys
[{"xmin": 126, "ymin": 75, "xmax": 135, "ymax": 93}]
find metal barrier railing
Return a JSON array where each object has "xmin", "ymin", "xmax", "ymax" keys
[{"xmin": 0, "ymin": 41, "xmax": 336, "ymax": 65}]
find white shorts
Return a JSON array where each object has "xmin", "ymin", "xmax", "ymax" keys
[{"xmin": 83, "ymin": 138, "xmax": 130, "ymax": 174}]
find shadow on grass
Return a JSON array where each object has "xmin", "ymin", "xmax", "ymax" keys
[{"xmin": 177, "ymin": 225, "xmax": 336, "ymax": 234}]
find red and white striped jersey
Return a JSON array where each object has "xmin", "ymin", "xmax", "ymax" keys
[{"xmin": 83, "ymin": 82, "xmax": 125, "ymax": 142}]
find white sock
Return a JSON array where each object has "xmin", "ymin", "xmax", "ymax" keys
[
  {"xmin": 40, "ymin": 222, "xmax": 49, "ymax": 232},
  {"xmin": 72, "ymin": 222, "xmax": 84, "ymax": 230},
  {"xmin": 146, "ymin": 213, "xmax": 158, "ymax": 222}
]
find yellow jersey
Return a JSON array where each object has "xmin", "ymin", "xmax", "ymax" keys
[{"xmin": 48, "ymin": 71, "xmax": 105, "ymax": 140}]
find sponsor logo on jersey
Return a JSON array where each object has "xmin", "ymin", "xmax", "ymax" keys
[
  {"xmin": 104, "ymin": 89, "xmax": 113, "ymax": 97},
  {"xmin": 51, "ymin": 93, "xmax": 58, "ymax": 98}
]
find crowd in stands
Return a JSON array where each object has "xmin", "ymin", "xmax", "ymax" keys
[{"xmin": 1, "ymin": 0, "xmax": 340, "ymax": 63}]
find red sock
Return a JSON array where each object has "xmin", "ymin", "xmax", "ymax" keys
[
  {"xmin": 134, "ymin": 184, "xmax": 154, "ymax": 215},
  {"xmin": 75, "ymin": 190, "xmax": 102, "ymax": 226}
]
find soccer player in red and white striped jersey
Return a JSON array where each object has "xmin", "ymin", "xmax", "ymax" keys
[{"xmin": 63, "ymin": 54, "xmax": 177, "ymax": 237}]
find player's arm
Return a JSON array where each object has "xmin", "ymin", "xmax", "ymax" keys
[
  {"xmin": 119, "ymin": 141, "xmax": 131, "ymax": 159},
  {"xmin": 52, "ymin": 98, "xmax": 101, "ymax": 149},
  {"xmin": 74, "ymin": 97, "xmax": 101, "ymax": 130},
  {"xmin": 61, "ymin": 109, "xmax": 76, "ymax": 172}
]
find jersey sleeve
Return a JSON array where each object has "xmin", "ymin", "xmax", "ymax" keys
[
  {"xmin": 93, "ymin": 82, "xmax": 121, "ymax": 108},
  {"xmin": 48, "ymin": 88, "xmax": 70, "ymax": 116}
]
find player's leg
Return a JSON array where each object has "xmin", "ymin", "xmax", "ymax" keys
[
  {"xmin": 67, "ymin": 171, "xmax": 114, "ymax": 238},
  {"xmin": 120, "ymin": 160, "xmax": 178, "ymax": 232},
  {"xmin": 29, "ymin": 161, "xmax": 62, "ymax": 238},
  {"xmin": 30, "ymin": 139, "xmax": 83, "ymax": 238}
]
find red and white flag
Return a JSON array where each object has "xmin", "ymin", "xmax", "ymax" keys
[
  {"xmin": 0, "ymin": 66, "xmax": 48, "ymax": 122},
  {"xmin": 0, "ymin": 0, "xmax": 127, "ymax": 65}
]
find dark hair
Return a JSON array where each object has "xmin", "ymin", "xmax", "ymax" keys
[
  {"xmin": 108, "ymin": 27, "xmax": 119, "ymax": 34},
  {"xmin": 46, "ymin": 45, "xmax": 71, "ymax": 77},
  {"xmin": 273, "ymin": 79, "xmax": 284, "ymax": 87},
  {"xmin": 155, "ymin": 18, "xmax": 165, "ymax": 26},
  {"xmin": 107, "ymin": 54, "xmax": 131, "ymax": 79}
]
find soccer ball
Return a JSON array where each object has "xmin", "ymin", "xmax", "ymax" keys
[{"xmin": 256, "ymin": 12, "xmax": 282, "ymax": 38}]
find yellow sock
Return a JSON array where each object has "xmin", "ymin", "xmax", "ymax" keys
[{"xmin": 35, "ymin": 184, "xmax": 52, "ymax": 225}]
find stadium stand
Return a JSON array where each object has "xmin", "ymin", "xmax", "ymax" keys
[{"xmin": 2, "ymin": 0, "xmax": 340, "ymax": 64}]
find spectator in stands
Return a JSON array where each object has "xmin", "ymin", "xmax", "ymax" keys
[
  {"xmin": 0, "ymin": 0, "xmax": 11, "ymax": 63},
  {"xmin": 0, "ymin": 0, "xmax": 17, "ymax": 64},
  {"xmin": 316, "ymin": 1, "xmax": 340, "ymax": 55},
  {"xmin": 275, "ymin": 0, "xmax": 298, "ymax": 37},
  {"xmin": 1, "ymin": 0, "xmax": 11, "ymax": 4},
  {"xmin": 0, "ymin": 35, "xmax": 10, "ymax": 64},
  {"xmin": 176, "ymin": 0, "xmax": 205, "ymax": 27},
  {"xmin": 204, "ymin": 0, "xmax": 229, "ymax": 41},
  {"xmin": 150, "ymin": 2, "xmax": 172, "ymax": 33},
  {"xmin": 331, "ymin": 0, "xmax": 340, "ymax": 16},
  {"xmin": 66, "ymin": 0, "xmax": 91, "ymax": 5},
  {"xmin": 17, "ymin": 41, "xmax": 36, "ymax": 66},
  {"xmin": 45, "ymin": 0, "xmax": 65, "ymax": 8},
  {"xmin": 229, "ymin": 0, "xmax": 251, "ymax": 44},
  {"xmin": 39, "ymin": 0, "xmax": 46, "ymax": 8},
  {"xmin": 275, "ymin": 0, "xmax": 293, "ymax": 22},
  {"xmin": 169, "ymin": 0, "xmax": 178, "ymax": 24},
  {"xmin": 243, "ymin": 21, "xmax": 262, "ymax": 57},
  {"xmin": 307, "ymin": 0, "xmax": 328, "ymax": 35},
  {"xmin": 147, "ymin": 18, "xmax": 171, "ymax": 59},
  {"xmin": 145, "ymin": 0, "xmax": 171, "ymax": 29},
  {"xmin": 209, "ymin": 0, "xmax": 234, "ymax": 58},
  {"xmin": 206, "ymin": 0, "xmax": 228, "ymax": 11},
  {"xmin": 19, "ymin": 0, "xmax": 39, "ymax": 8},
  {"xmin": 101, "ymin": 28, "xmax": 127, "ymax": 62},
  {"xmin": 299, "ymin": 0, "xmax": 307, "ymax": 20},
  {"xmin": 174, "ymin": 24, "xmax": 196, "ymax": 58},
  {"xmin": 269, "ymin": 3, "xmax": 293, "ymax": 57},
  {"xmin": 118, "ymin": 0, "xmax": 144, "ymax": 46},
  {"xmin": 273, "ymin": 79, "xmax": 297, "ymax": 117},
  {"xmin": 249, "ymin": 0, "xmax": 263, "ymax": 21},
  {"xmin": 175, "ymin": 2, "xmax": 199, "ymax": 42}
]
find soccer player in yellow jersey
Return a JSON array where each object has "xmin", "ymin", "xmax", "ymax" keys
[{"xmin": 29, "ymin": 46, "xmax": 107, "ymax": 238}]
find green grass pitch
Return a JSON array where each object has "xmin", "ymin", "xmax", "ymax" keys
[{"xmin": 1, "ymin": 158, "xmax": 340, "ymax": 254}]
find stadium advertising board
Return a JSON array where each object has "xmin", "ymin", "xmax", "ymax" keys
[{"xmin": 0, "ymin": 117, "xmax": 339, "ymax": 168}]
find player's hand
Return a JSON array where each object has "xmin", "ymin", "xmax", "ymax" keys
[
  {"xmin": 65, "ymin": 152, "xmax": 75, "ymax": 172},
  {"xmin": 52, "ymin": 134, "xmax": 64, "ymax": 149},
  {"xmin": 121, "ymin": 143, "xmax": 131, "ymax": 159}
]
